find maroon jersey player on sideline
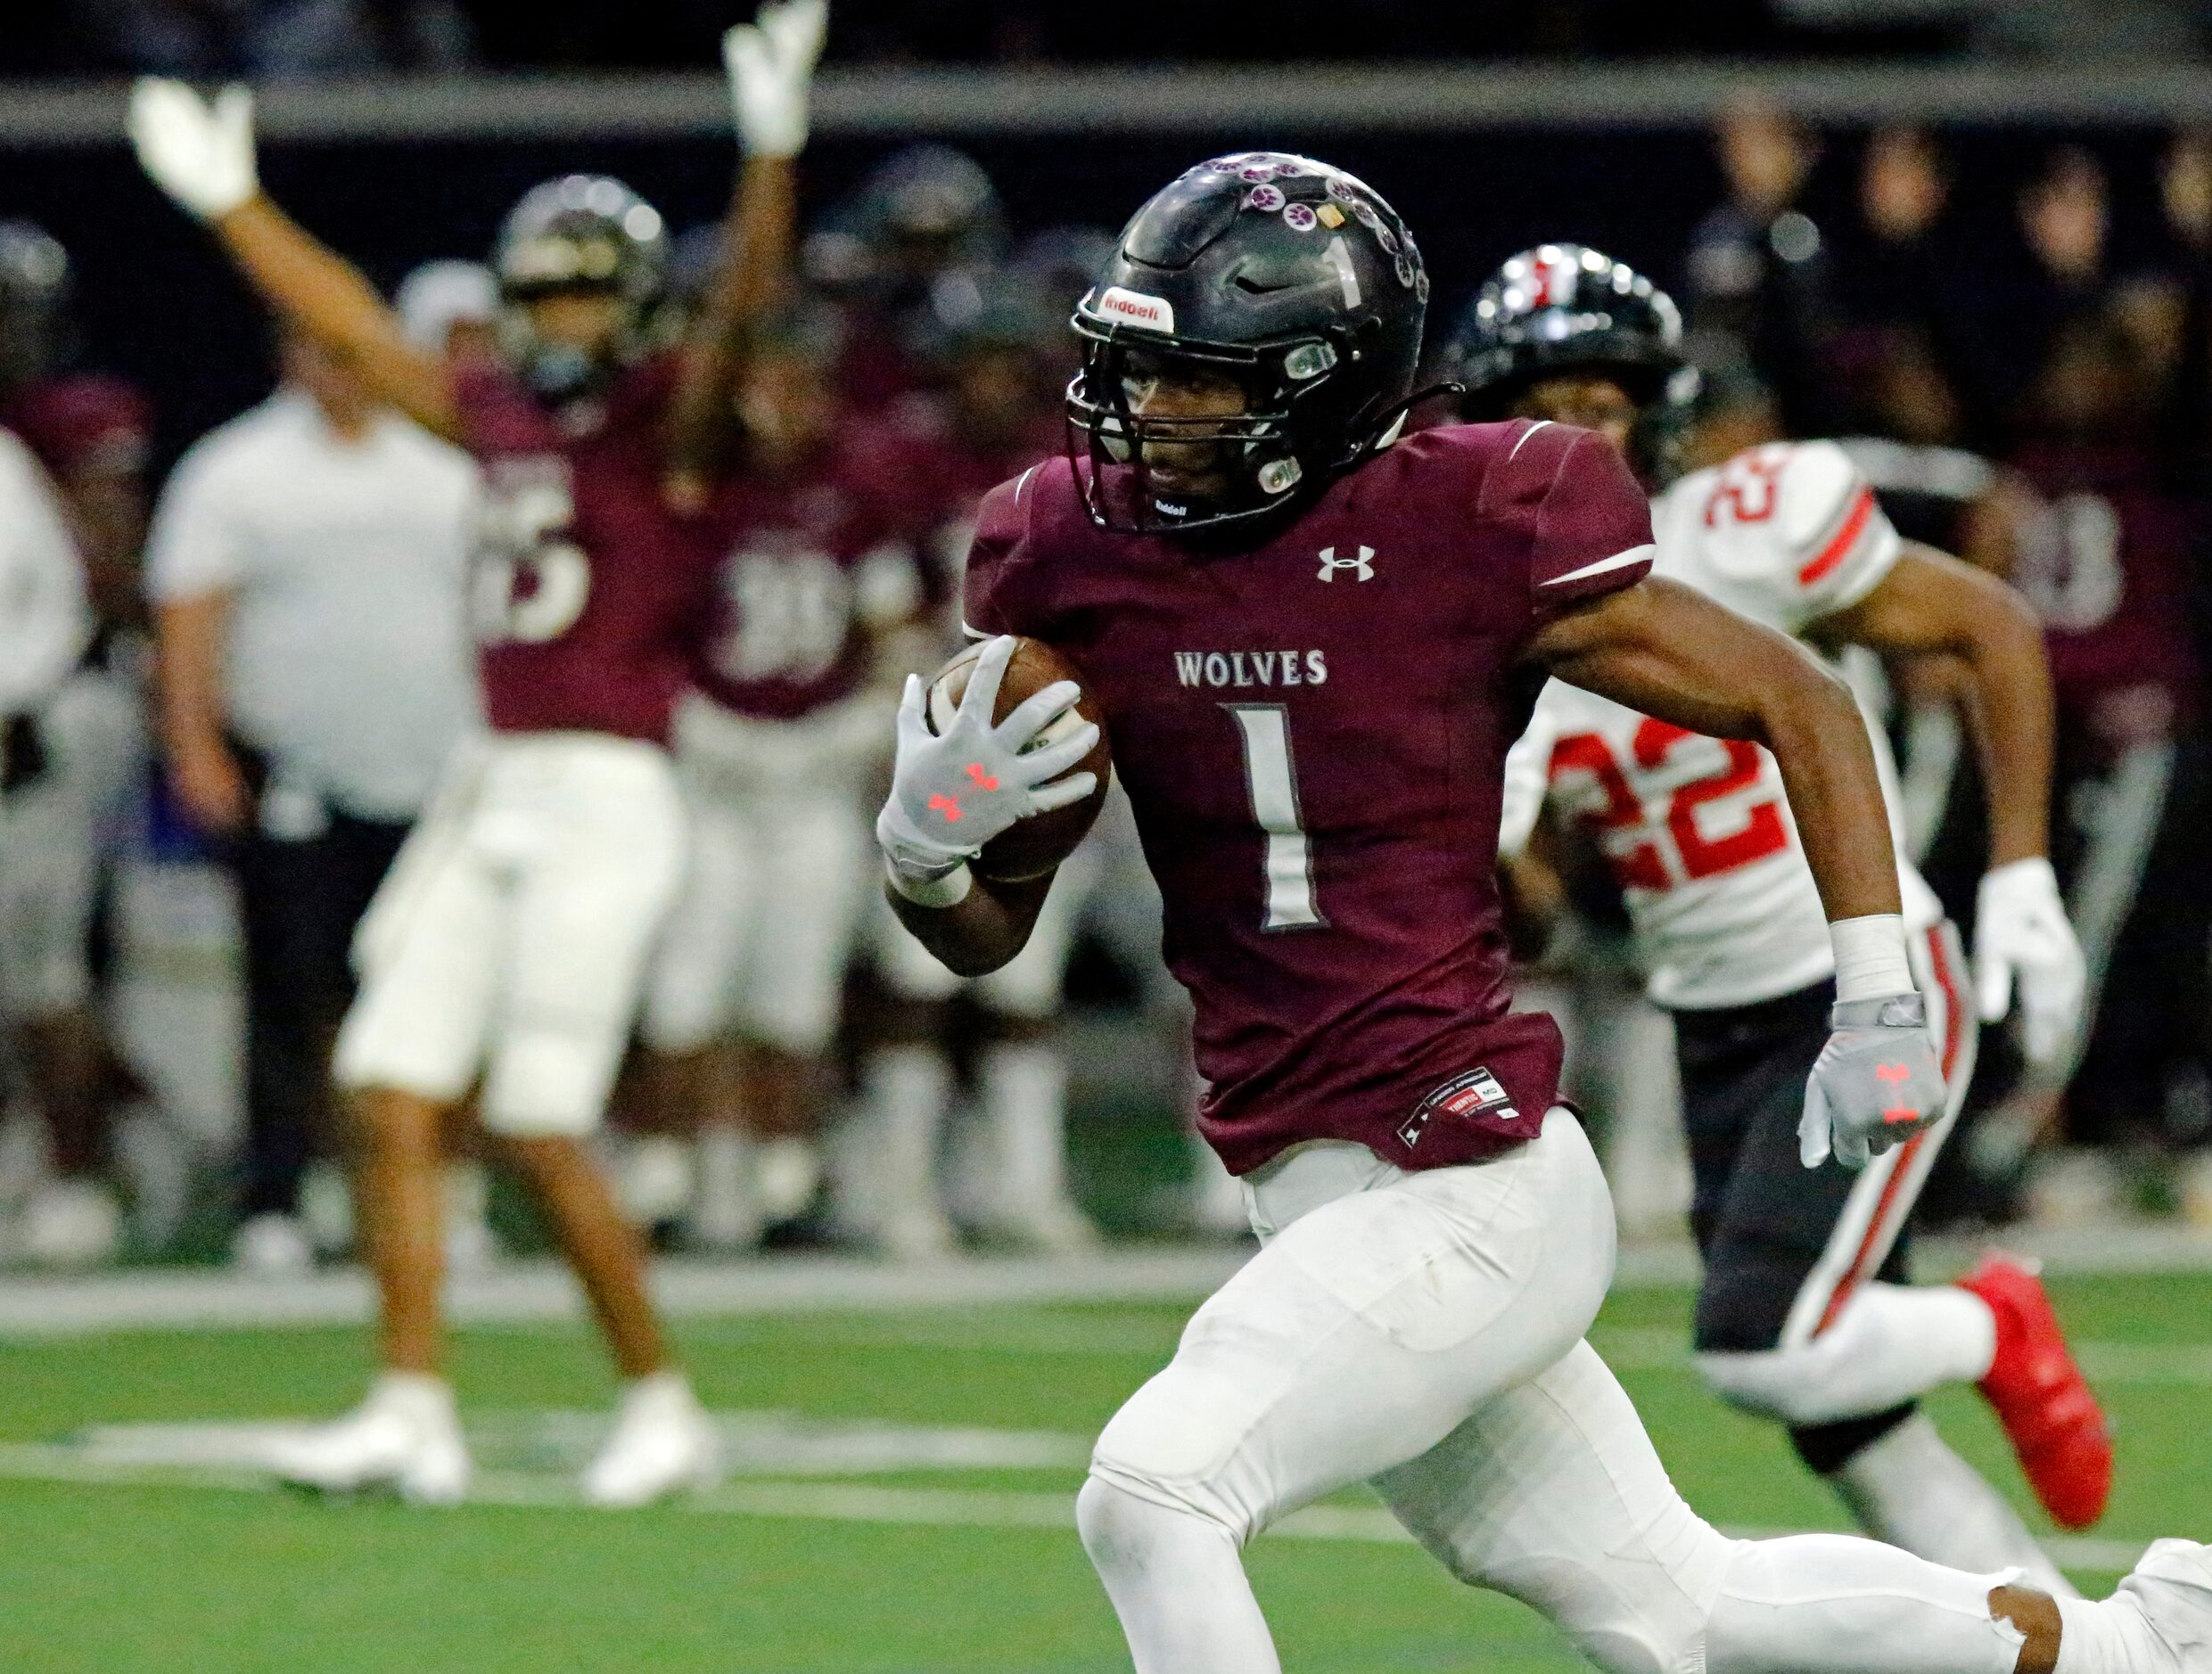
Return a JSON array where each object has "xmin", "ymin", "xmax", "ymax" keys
[
  {"xmin": 636, "ymin": 299, "xmax": 926, "ymax": 1250},
  {"xmin": 124, "ymin": 0, "xmax": 826, "ymax": 1507},
  {"xmin": 875, "ymin": 153, "xmax": 2211, "ymax": 1674}
]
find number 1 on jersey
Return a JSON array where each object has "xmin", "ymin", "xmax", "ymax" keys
[{"xmin": 1226, "ymin": 704, "xmax": 1326, "ymax": 931}]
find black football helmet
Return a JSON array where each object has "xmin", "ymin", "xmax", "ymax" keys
[
  {"xmin": 1446, "ymin": 244, "xmax": 1697, "ymax": 479},
  {"xmin": 0, "ymin": 221, "xmax": 73, "ymax": 397},
  {"xmin": 491, "ymin": 175, "xmax": 670, "ymax": 402},
  {"xmin": 1066, "ymin": 152, "xmax": 1430, "ymax": 534}
]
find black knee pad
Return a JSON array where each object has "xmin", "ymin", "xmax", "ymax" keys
[{"xmin": 1790, "ymin": 1403, "xmax": 1917, "ymax": 1475}]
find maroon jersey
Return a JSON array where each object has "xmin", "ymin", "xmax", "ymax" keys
[
  {"xmin": 690, "ymin": 424, "xmax": 921, "ymax": 720},
  {"xmin": 966, "ymin": 420, "xmax": 1656, "ymax": 1174},
  {"xmin": 453, "ymin": 357, "xmax": 706, "ymax": 745},
  {"xmin": 2006, "ymin": 439, "xmax": 2201, "ymax": 737}
]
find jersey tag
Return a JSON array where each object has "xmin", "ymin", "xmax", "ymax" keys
[{"xmin": 1397, "ymin": 1065, "xmax": 1517, "ymax": 1149}]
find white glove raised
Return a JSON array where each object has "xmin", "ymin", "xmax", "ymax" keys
[
  {"xmin": 127, "ymin": 78, "xmax": 257, "ymax": 221},
  {"xmin": 1800, "ymin": 991, "xmax": 1947, "ymax": 1171},
  {"xmin": 723, "ymin": 0, "xmax": 827, "ymax": 160},
  {"xmin": 1974, "ymin": 857, "xmax": 2086, "ymax": 1066},
  {"xmin": 876, "ymin": 635, "xmax": 1100, "ymax": 893}
]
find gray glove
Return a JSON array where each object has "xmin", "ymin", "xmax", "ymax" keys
[
  {"xmin": 875, "ymin": 635, "xmax": 1099, "ymax": 886},
  {"xmin": 1799, "ymin": 992, "xmax": 1946, "ymax": 1171}
]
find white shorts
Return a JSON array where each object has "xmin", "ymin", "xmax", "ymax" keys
[
  {"xmin": 0, "ymin": 668, "xmax": 144, "ymax": 1019},
  {"xmin": 642, "ymin": 693, "xmax": 883, "ymax": 1055},
  {"xmin": 1089, "ymin": 1112, "xmax": 1740, "ymax": 1672},
  {"xmin": 874, "ymin": 843, "xmax": 1098, "ymax": 1018},
  {"xmin": 333, "ymin": 732, "xmax": 686, "ymax": 1137}
]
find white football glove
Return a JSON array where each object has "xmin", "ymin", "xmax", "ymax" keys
[
  {"xmin": 1974, "ymin": 857, "xmax": 2086, "ymax": 1067},
  {"xmin": 723, "ymin": 0, "xmax": 827, "ymax": 160},
  {"xmin": 1800, "ymin": 991, "xmax": 1947, "ymax": 1170},
  {"xmin": 127, "ymin": 78, "xmax": 257, "ymax": 221},
  {"xmin": 876, "ymin": 636, "xmax": 1099, "ymax": 888}
]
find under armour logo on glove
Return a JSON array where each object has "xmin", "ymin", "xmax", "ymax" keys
[
  {"xmin": 1800, "ymin": 993, "xmax": 1947, "ymax": 1171},
  {"xmin": 876, "ymin": 636, "xmax": 1102, "ymax": 890}
]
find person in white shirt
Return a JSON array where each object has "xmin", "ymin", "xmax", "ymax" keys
[
  {"xmin": 1457, "ymin": 246, "xmax": 2101, "ymax": 1584},
  {"xmin": 146, "ymin": 324, "xmax": 478, "ymax": 1274}
]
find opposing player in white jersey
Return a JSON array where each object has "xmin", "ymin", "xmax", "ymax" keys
[{"xmin": 1459, "ymin": 247, "xmax": 2104, "ymax": 1580}]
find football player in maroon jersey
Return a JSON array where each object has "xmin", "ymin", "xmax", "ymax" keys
[
  {"xmin": 125, "ymin": 0, "xmax": 826, "ymax": 1506},
  {"xmin": 878, "ymin": 155, "xmax": 2209, "ymax": 1674},
  {"xmin": 636, "ymin": 295, "xmax": 926, "ymax": 1251}
]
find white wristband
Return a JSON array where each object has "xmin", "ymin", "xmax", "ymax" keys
[
  {"xmin": 1830, "ymin": 913, "xmax": 1914, "ymax": 1003},
  {"xmin": 885, "ymin": 858, "xmax": 973, "ymax": 909}
]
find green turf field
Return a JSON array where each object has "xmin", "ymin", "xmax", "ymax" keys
[{"xmin": 0, "ymin": 1269, "xmax": 2201, "ymax": 1673}]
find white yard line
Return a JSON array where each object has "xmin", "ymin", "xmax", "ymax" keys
[
  {"xmin": 0, "ymin": 1441, "xmax": 2150, "ymax": 1573},
  {"xmin": 3, "ymin": 1224, "xmax": 2208, "ymax": 1339}
]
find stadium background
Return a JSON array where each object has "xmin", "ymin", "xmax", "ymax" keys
[{"xmin": 4, "ymin": 8, "xmax": 2212, "ymax": 1670}]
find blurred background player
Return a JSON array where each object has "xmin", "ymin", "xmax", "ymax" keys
[
  {"xmin": 124, "ymin": 0, "xmax": 825, "ymax": 1503},
  {"xmin": 146, "ymin": 322, "xmax": 479, "ymax": 1276},
  {"xmin": 1461, "ymin": 246, "xmax": 2104, "ymax": 1577},
  {"xmin": 805, "ymin": 143, "xmax": 1007, "ymax": 414},
  {"xmin": 635, "ymin": 291, "xmax": 924, "ymax": 1252},
  {"xmin": 0, "ymin": 222, "xmax": 150, "ymax": 1267},
  {"xmin": 848, "ymin": 267, "xmax": 1098, "ymax": 1256}
]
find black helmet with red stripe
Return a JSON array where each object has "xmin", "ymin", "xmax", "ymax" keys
[{"xmin": 1447, "ymin": 244, "xmax": 1699, "ymax": 479}]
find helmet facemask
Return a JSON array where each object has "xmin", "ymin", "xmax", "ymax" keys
[{"xmin": 1065, "ymin": 324, "xmax": 1357, "ymax": 535}]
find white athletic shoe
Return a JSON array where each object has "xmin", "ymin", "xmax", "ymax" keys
[
  {"xmin": 266, "ymin": 1374, "xmax": 471, "ymax": 1505},
  {"xmin": 580, "ymin": 1372, "xmax": 722, "ymax": 1507},
  {"xmin": 2113, "ymin": 1539, "xmax": 2212, "ymax": 1673},
  {"xmin": 19, "ymin": 1180, "xmax": 122, "ymax": 1268},
  {"xmin": 230, "ymin": 1212, "xmax": 315, "ymax": 1277}
]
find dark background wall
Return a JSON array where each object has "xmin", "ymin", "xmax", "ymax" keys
[{"xmin": 1, "ymin": 119, "xmax": 2179, "ymax": 468}]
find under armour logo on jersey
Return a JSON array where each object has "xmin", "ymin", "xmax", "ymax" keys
[{"xmin": 1317, "ymin": 546, "xmax": 1375, "ymax": 582}]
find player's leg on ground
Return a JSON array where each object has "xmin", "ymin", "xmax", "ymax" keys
[
  {"xmin": 485, "ymin": 741, "xmax": 713, "ymax": 1505},
  {"xmin": 853, "ymin": 898, "xmax": 963, "ymax": 1255},
  {"xmin": 500, "ymin": 1133, "xmax": 665, "ymax": 1374},
  {"xmin": 1077, "ymin": 1111, "xmax": 1616, "ymax": 1672},
  {"xmin": 1675, "ymin": 932, "xmax": 2083, "ymax": 1576},
  {"xmin": 354, "ymin": 1085, "xmax": 450, "ymax": 1373},
  {"xmin": 1374, "ymin": 1338, "xmax": 2209, "ymax": 1674}
]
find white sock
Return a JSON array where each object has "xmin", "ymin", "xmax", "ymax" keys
[
  {"xmin": 369, "ymin": 1370, "xmax": 456, "ymax": 1428},
  {"xmin": 980, "ymin": 1041, "xmax": 1069, "ymax": 1203},
  {"xmin": 1706, "ymin": 1536, "xmax": 2023, "ymax": 1674},
  {"xmin": 859, "ymin": 1046, "xmax": 951, "ymax": 1222},
  {"xmin": 1829, "ymin": 1415, "xmax": 2076, "ymax": 1597},
  {"xmin": 1702, "ymin": 1283, "xmax": 1999, "ymax": 1424},
  {"xmin": 1076, "ymin": 1475, "xmax": 1280, "ymax": 1674},
  {"xmin": 691, "ymin": 1125, "xmax": 761, "ymax": 1248}
]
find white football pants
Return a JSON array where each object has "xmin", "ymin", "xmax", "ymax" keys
[{"xmin": 1080, "ymin": 1112, "xmax": 2028, "ymax": 1674}]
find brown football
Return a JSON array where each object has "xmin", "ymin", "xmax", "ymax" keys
[{"xmin": 926, "ymin": 636, "xmax": 1113, "ymax": 882}]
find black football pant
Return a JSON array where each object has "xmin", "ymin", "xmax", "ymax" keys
[
  {"xmin": 1676, "ymin": 979, "xmax": 1920, "ymax": 1474},
  {"xmin": 226, "ymin": 774, "xmax": 409, "ymax": 1221}
]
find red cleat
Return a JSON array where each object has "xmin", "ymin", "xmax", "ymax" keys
[{"xmin": 1958, "ymin": 1255, "xmax": 2113, "ymax": 1530}]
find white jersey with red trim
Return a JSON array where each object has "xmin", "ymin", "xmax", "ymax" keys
[{"xmin": 1501, "ymin": 439, "xmax": 1943, "ymax": 1011}]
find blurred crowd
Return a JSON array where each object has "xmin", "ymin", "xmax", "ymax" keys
[
  {"xmin": 4, "ymin": 103, "xmax": 2212, "ymax": 1277},
  {"xmin": 8, "ymin": 0, "xmax": 2212, "ymax": 76}
]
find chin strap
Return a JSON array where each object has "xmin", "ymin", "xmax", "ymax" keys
[{"xmin": 1363, "ymin": 381, "xmax": 1466, "ymax": 455}]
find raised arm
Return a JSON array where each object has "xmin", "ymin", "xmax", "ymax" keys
[
  {"xmin": 1808, "ymin": 542, "xmax": 2085, "ymax": 1063},
  {"xmin": 664, "ymin": 0, "xmax": 826, "ymax": 502},
  {"xmin": 1527, "ymin": 575, "xmax": 1942, "ymax": 1169},
  {"xmin": 127, "ymin": 81, "xmax": 456, "ymax": 439}
]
